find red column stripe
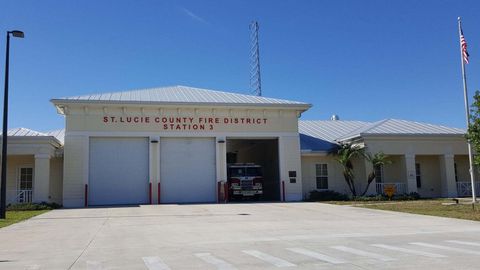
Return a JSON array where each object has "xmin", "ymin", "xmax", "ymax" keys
[
  {"xmin": 149, "ymin": 182, "xmax": 152, "ymax": 204},
  {"xmin": 158, "ymin": 182, "xmax": 161, "ymax": 204},
  {"xmin": 84, "ymin": 184, "xmax": 88, "ymax": 208},
  {"xmin": 224, "ymin": 182, "xmax": 229, "ymax": 203}
]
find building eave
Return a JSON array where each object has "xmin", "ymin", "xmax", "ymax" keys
[
  {"xmin": 50, "ymin": 99, "xmax": 312, "ymax": 114},
  {"xmin": 337, "ymin": 133, "xmax": 466, "ymax": 142},
  {"xmin": 7, "ymin": 136, "xmax": 62, "ymax": 148}
]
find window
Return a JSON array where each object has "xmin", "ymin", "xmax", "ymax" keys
[
  {"xmin": 19, "ymin": 167, "xmax": 33, "ymax": 190},
  {"xmin": 374, "ymin": 165, "xmax": 384, "ymax": 183},
  {"xmin": 415, "ymin": 163, "xmax": 421, "ymax": 188},
  {"xmin": 229, "ymin": 168, "xmax": 244, "ymax": 177},
  {"xmin": 315, "ymin": 164, "xmax": 328, "ymax": 189},
  {"xmin": 246, "ymin": 167, "xmax": 262, "ymax": 177}
]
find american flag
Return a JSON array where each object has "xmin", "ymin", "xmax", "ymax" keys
[{"xmin": 460, "ymin": 28, "xmax": 470, "ymax": 64}]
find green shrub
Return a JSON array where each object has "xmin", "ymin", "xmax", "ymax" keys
[
  {"xmin": 7, "ymin": 202, "xmax": 62, "ymax": 211},
  {"xmin": 393, "ymin": 192, "xmax": 421, "ymax": 201},
  {"xmin": 353, "ymin": 192, "xmax": 421, "ymax": 201},
  {"xmin": 353, "ymin": 195, "xmax": 387, "ymax": 201},
  {"xmin": 308, "ymin": 190, "xmax": 350, "ymax": 201}
]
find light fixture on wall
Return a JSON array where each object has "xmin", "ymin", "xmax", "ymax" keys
[
  {"xmin": 150, "ymin": 139, "xmax": 159, "ymax": 143},
  {"xmin": 217, "ymin": 139, "xmax": 225, "ymax": 144}
]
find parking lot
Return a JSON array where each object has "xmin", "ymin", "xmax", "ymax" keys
[{"xmin": 1, "ymin": 202, "xmax": 480, "ymax": 269}]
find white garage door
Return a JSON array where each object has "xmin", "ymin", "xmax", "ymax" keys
[
  {"xmin": 160, "ymin": 137, "xmax": 216, "ymax": 203},
  {"xmin": 89, "ymin": 137, "xmax": 149, "ymax": 205}
]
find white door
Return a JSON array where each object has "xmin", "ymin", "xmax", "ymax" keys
[
  {"xmin": 160, "ymin": 137, "xmax": 216, "ymax": 203},
  {"xmin": 89, "ymin": 137, "xmax": 149, "ymax": 205}
]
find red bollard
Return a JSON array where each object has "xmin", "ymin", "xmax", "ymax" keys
[
  {"xmin": 84, "ymin": 184, "xmax": 88, "ymax": 208},
  {"xmin": 149, "ymin": 182, "xmax": 152, "ymax": 204},
  {"xmin": 224, "ymin": 181, "xmax": 229, "ymax": 203},
  {"xmin": 217, "ymin": 182, "xmax": 221, "ymax": 203},
  {"xmin": 158, "ymin": 182, "xmax": 161, "ymax": 204}
]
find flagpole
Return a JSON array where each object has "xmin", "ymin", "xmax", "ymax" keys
[{"xmin": 458, "ymin": 17, "xmax": 476, "ymax": 203}]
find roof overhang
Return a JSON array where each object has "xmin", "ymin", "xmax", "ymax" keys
[
  {"xmin": 337, "ymin": 133, "xmax": 466, "ymax": 143},
  {"xmin": 50, "ymin": 99, "xmax": 312, "ymax": 115},
  {"xmin": 7, "ymin": 135, "xmax": 62, "ymax": 148},
  {"xmin": 300, "ymin": 149, "xmax": 329, "ymax": 156}
]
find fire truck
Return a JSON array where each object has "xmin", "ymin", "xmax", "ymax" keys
[{"xmin": 227, "ymin": 163, "xmax": 263, "ymax": 199}]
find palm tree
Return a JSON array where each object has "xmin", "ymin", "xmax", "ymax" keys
[
  {"xmin": 333, "ymin": 143, "xmax": 364, "ymax": 196},
  {"xmin": 361, "ymin": 152, "xmax": 392, "ymax": 196}
]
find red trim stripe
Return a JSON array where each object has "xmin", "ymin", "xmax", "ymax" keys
[
  {"xmin": 84, "ymin": 184, "xmax": 88, "ymax": 208},
  {"xmin": 158, "ymin": 182, "xmax": 161, "ymax": 204},
  {"xmin": 149, "ymin": 182, "xmax": 152, "ymax": 204}
]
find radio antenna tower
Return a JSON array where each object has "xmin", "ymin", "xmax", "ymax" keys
[{"xmin": 249, "ymin": 21, "xmax": 262, "ymax": 96}]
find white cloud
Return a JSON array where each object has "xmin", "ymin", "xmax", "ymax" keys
[{"xmin": 180, "ymin": 7, "xmax": 209, "ymax": 25}]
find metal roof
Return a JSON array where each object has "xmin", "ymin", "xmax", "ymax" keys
[
  {"xmin": 299, "ymin": 120, "xmax": 369, "ymax": 143},
  {"xmin": 299, "ymin": 120, "xmax": 369, "ymax": 152},
  {"xmin": 337, "ymin": 119, "xmax": 465, "ymax": 141},
  {"xmin": 8, "ymin": 127, "xmax": 64, "ymax": 145},
  {"xmin": 51, "ymin": 85, "xmax": 311, "ymax": 108},
  {"xmin": 299, "ymin": 119, "xmax": 466, "ymax": 152},
  {"xmin": 8, "ymin": 127, "xmax": 48, "ymax": 137},
  {"xmin": 45, "ymin": 129, "xmax": 65, "ymax": 145}
]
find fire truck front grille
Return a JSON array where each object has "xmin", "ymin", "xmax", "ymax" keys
[{"xmin": 241, "ymin": 180, "xmax": 253, "ymax": 190}]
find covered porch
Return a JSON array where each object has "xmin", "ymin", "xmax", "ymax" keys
[
  {"xmin": 1, "ymin": 129, "xmax": 63, "ymax": 205},
  {"xmin": 370, "ymin": 154, "xmax": 474, "ymax": 198}
]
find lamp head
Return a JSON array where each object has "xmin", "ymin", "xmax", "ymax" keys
[{"xmin": 9, "ymin": 30, "xmax": 24, "ymax": 38}]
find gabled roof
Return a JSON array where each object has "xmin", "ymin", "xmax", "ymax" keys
[
  {"xmin": 8, "ymin": 127, "xmax": 64, "ymax": 146},
  {"xmin": 51, "ymin": 85, "xmax": 311, "ymax": 109},
  {"xmin": 298, "ymin": 120, "xmax": 369, "ymax": 152},
  {"xmin": 8, "ymin": 127, "xmax": 48, "ymax": 137},
  {"xmin": 299, "ymin": 120, "xmax": 369, "ymax": 143},
  {"xmin": 337, "ymin": 119, "xmax": 465, "ymax": 141},
  {"xmin": 45, "ymin": 129, "xmax": 65, "ymax": 145},
  {"xmin": 298, "ymin": 119, "xmax": 466, "ymax": 153}
]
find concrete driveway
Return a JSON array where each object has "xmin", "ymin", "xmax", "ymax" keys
[{"xmin": 1, "ymin": 203, "xmax": 480, "ymax": 270}]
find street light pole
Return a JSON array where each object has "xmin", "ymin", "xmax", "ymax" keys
[{"xmin": 1, "ymin": 30, "xmax": 24, "ymax": 219}]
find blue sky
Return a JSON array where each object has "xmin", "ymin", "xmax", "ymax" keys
[{"xmin": 1, "ymin": 0, "xmax": 479, "ymax": 131}]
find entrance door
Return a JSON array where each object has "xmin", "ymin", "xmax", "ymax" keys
[{"xmin": 17, "ymin": 167, "xmax": 33, "ymax": 203}]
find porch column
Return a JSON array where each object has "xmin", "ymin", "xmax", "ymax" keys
[
  {"xmin": 405, "ymin": 154, "xmax": 418, "ymax": 193},
  {"xmin": 439, "ymin": 154, "xmax": 458, "ymax": 197},
  {"xmin": 33, "ymin": 153, "xmax": 51, "ymax": 203}
]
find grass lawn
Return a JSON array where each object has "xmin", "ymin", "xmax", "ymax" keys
[
  {"xmin": 326, "ymin": 199, "xmax": 480, "ymax": 222},
  {"xmin": 0, "ymin": 210, "xmax": 50, "ymax": 228}
]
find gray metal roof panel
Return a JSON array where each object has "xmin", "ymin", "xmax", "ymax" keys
[
  {"xmin": 8, "ymin": 127, "xmax": 48, "ymax": 137},
  {"xmin": 52, "ymin": 85, "xmax": 310, "ymax": 108},
  {"xmin": 8, "ymin": 128, "xmax": 65, "ymax": 145},
  {"xmin": 336, "ymin": 119, "xmax": 465, "ymax": 141},
  {"xmin": 45, "ymin": 129, "xmax": 65, "ymax": 145},
  {"xmin": 299, "ymin": 120, "xmax": 370, "ymax": 144}
]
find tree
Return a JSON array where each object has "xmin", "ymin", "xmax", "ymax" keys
[
  {"xmin": 332, "ymin": 143, "xmax": 364, "ymax": 196},
  {"xmin": 361, "ymin": 152, "xmax": 392, "ymax": 196},
  {"xmin": 466, "ymin": 91, "xmax": 480, "ymax": 166}
]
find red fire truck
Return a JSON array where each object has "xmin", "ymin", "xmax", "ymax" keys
[{"xmin": 227, "ymin": 163, "xmax": 263, "ymax": 199}]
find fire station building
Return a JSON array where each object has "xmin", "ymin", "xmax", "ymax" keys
[{"xmin": 3, "ymin": 85, "xmax": 476, "ymax": 207}]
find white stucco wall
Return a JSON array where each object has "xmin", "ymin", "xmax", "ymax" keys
[
  {"xmin": 49, "ymin": 157, "xmax": 64, "ymax": 204},
  {"xmin": 60, "ymin": 103, "xmax": 305, "ymax": 207}
]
